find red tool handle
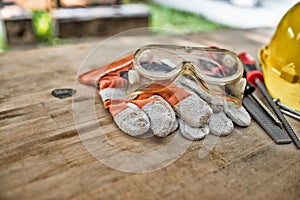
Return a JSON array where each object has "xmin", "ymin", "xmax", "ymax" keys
[{"xmin": 238, "ymin": 52, "xmax": 264, "ymax": 87}]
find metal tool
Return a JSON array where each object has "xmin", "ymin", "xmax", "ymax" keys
[
  {"xmin": 274, "ymin": 99, "xmax": 300, "ymax": 121},
  {"xmin": 242, "ymin": 83, "xmax": 291, "ymax": 144},
  {"xmin": 251, "ymin": 93, "xmax": 282, "ymax": 127},
  {"xmin": 280, "ymin": 109, "xmax": 300, "ymax": 121},
  {"xmin": 255, "ymin": 79, "xmax": 300, "ymax": 149},
  {"xmin": 239, "ymin": 52, "xmax": 300, "ymax": 149}
]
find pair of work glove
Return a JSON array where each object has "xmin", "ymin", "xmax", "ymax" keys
[{"xmin": 79, "ymin": 54, "xmax": 251, "ymax": 140}]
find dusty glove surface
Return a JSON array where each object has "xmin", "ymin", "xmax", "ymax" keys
[
  {"xmin": 176, "ymin": 77, "xmax": 251, "ymax": 137},
  {"xmin": 78, "ymin": 54, "xmax": 251, "ymax": 140}
]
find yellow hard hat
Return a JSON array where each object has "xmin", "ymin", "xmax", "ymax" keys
[{"xmin": 258, "ymin": 2, "xmax": 300, "ymax": 111}]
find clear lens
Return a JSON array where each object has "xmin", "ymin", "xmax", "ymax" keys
[
  {"xmin": 135, "ymin": 48, "xmax": 183, "ymax": 79},
  {"xmin": 134, "ymin": 45, "xmax": 243, "ymax": 83},
  {"xmin": 129, "ymin": 44, "xmax": 245, "ymax": 106}
]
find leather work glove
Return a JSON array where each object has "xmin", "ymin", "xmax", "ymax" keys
[
  {"xmin": 175, "ymin": 76, "xmax": 251, "ymax": 138},
  {"xmin": 79, "ymin": 54, "xmax": 251, "ymax": 140}
]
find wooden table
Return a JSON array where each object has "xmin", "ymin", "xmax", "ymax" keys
[{"xmin": 1, "ymin": 28, "xmax": 299, "ymax": 200}]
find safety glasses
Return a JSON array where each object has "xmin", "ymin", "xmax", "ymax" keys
[{"xmin": 127, "ymin": 44, "xmax": 246, "ymax": 106}]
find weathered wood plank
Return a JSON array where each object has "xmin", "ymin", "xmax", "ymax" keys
[
  {"xmin": 54, "ymin": 4, "xmax": 150, "ymax": 38},
  {"xmin": 0, "ymin": 29, "xmax": 299, "ymax": 200}
]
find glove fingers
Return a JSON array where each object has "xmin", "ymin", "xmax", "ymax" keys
[
  {"xmin": 209, "ymin": 111, "xmax": 234, "ymax": 136},
  {"xmin": 179, "ymin": 119, "xmax": 209, "ymax": 141},
  {"xmin": 151, "ymin": 95, "xmax": 178, "ymax": 133},
  {"xmin": 113, "ymin": 97, "xmax": 178, "ymax": 137},
  {"xmin": 224, "ymin": 102, "xmax": 251, "ymax": 127},
  {"xmin": 141, "ymin": 95, "xmax": 178, "ymax": 137},
  {"xmin": 176, "ymin": 77, "xmax": 224, "ymax": 112},
  {"xmin": 174, "ymin": 78, "xmax": 213, "ymax": 127},
  {"xmin": 114, "ymin": 103, "xmax": 150, "ymax": 137},
  {"xmin": 151, "ymin": 79, "xmax": 212, "ymax": 128},
  {"xmin": 101, "ymin": 84, "xmax": 178, "ymax": 137},
  {"xmin": 177, "ymin": 76, "xmax": 251, "ymax": 127},
  {"xmin": 174, "ymin": 94, "xmax": 212, "ymax": 127}
]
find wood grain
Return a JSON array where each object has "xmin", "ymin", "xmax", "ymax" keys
[{"xmin": 0, "ymin": 29, "xmax": 299, "ymax": 200}]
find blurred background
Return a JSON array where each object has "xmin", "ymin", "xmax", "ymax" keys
[{"xmin": 0, "ymin": 0, "xmax": 298, "ymax": 52}]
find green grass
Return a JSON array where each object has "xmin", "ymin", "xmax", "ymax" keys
[
  {"xmin": 0, "ymin": 22, "xmax": 8, "ymax": 52},
  {"xmin": 149, "ymin": 3, "xmax": 227, "ymax": 34},
  {"xmin": 0, "ymin": 33, "xmax": 8, "ymax": 52},
  {"xmin": 32, "ymin": 10, "xmax": 70, "ymax": 46},
  {"xmin": 32, "ymin": 10, "xmax": 55, "ymax": 43}
]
